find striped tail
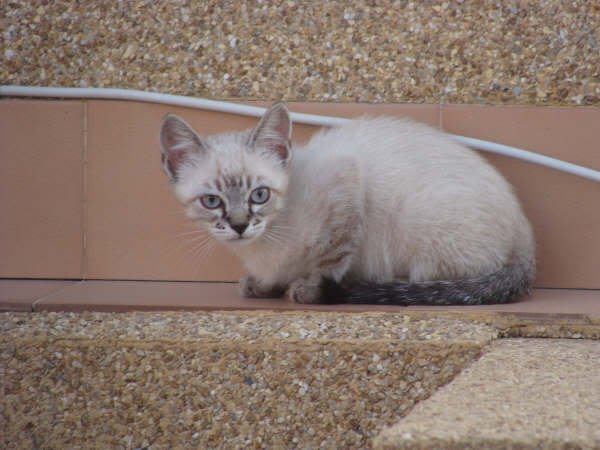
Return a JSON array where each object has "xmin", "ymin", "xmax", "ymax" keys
[{"xmin": 321, "ymin": 259, "xmax": 535, "ymax": 306}]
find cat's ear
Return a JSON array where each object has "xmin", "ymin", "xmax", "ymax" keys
[
  {"xmin": 248, "ymin": 102, "xmax": 292, "ymax": 166},
  {"xmin": 159, "ymin": 114, "xmax": 207, "ymax": 182}
]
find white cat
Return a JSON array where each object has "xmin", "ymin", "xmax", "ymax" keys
[{"xmin": 159, "ymin": 103, "xmax": 535, "ymax": 305}]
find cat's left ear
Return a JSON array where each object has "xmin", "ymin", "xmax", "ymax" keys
[{"xmin": 248, "ymin": 102, "xmax": 292, "ymax": 166}]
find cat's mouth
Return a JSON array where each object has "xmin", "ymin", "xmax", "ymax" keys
[
  {"xmin": 212, "ymin": 223, "xmax": 265, "ymax": 245},
  {"xmin": 225, "ymin": 233, "xmax": 259, "ymax": 245}
]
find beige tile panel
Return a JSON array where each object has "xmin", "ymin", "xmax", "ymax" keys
[
  {"xmin": 85, "ymin": 101, "xmax": 439, "ymax": 281},
  {"xmin": 441, "ymin": 105, "xmax": 600, "ymax": 289},
  {"xmin": 0, "ymin": 100, "xmax": 84, "ymax": 278},
  {"xmin": 85, "ymin": 101, "xmax": 250, "ymax": 281}
]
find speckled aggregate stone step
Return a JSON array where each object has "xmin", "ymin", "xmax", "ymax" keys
[
  {"xmin": 1, "ymin": 311, "xmax": 496, "ymax": 449},
  {"xmin": 374, "ymin": 338, "xmax": 600, "ymax": 450},
  {"xmin": 2, "ymin": 0, "xmax": 599, "ymax": 106}
]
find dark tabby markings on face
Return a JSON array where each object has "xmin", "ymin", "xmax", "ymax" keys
[
  {"xmin": 211, "ymin": 178, "xmax": 221, "ymax": 191},
  {"xmin": 223, "ymin": 175, "xmax": 243, "ymax": 189},
  {"xmin": 208, "ymin": 174, "xmax": 258, "ymax": 193}
]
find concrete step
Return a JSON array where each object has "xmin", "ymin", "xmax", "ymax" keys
[
  {"xmin": 375, "ymin": 339, "xmax": 600, "ymax": 450},
  {"xmin": 2, "ymin": 311, "xmax": 598, "ymax": 449},
  {"xmin": 1, "ymin": 311, "xmax": 495, "ymax": 449}
]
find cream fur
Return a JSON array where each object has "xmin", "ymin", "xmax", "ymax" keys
[{"xmin": 160, "ymin": 104, "xmax": 535, "ymax": 305}]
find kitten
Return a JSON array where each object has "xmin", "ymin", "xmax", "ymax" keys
[{"xmin": 159, "ymin": 103, "xmax": 535, "ymax": 305}]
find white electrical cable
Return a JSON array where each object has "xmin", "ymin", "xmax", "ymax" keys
[
  {"xmin": 0, "ymin": 85, "xmax": 347, "ymax": 127},
  {"xmin": 2, "ymin": 85, "xmax": 599, "ymax": 183}
]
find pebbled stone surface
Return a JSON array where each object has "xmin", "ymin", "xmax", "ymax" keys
[{"xmin": 2, "ymin": 0, "xmax": 599, "ymax": 105}]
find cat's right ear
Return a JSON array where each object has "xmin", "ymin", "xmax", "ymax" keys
[
  {"xmin": 159, "ymin": 114, "xmax": 207, "ymax": 182},
  {"xmin": 247, "ymin": 102, "xmax": 292, "ymax": 166}
]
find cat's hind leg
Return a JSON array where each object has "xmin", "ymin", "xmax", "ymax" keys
[
  {"xmin": 288, "ymin": 272, "xmax": 323, "ymax": 304},
  {"xmin": 289, "ymin": 239, "xmax": 356, "ymax": 304},
  {"xmin": 288, "ymin": 157, "xmax": 361, "ymax": 304}
]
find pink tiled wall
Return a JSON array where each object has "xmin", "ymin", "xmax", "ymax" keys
[
  {"xmin": 0, "ymin": 101, "xmax": 84, "ymax": 278},
  {"xmin": 1, "ymin": 100, "xmax": 598, "ymax": 288}
]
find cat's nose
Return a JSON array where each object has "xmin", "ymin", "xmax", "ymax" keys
[{"xmin": 230, "ymin": 222, "xmax": 249, "ymax": 236}]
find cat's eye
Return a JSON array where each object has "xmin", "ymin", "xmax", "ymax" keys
[
  {"xmin": 199, "ymin": 194, "xmax": 222, "ymax": 209},
  {"xmin": 250, "ymin": 187, "xmax": 270, "ymax": 204}
]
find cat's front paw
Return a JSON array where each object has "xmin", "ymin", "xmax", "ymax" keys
[
  {"xmin": 240, "ymin": 275, "xmax": 285, "ymax": 298},
  {"xmin": 289, "ymin": 279, "xmax": 322, "ymax": 304},
  {"xmin": 240, "ymin": 275, "xmax": 262, "ymax": 298}
]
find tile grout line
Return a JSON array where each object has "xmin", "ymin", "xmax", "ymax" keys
[
  {"xmin": 82, "ymin": 101, "xmax": 89, "ymax": 280},
  {"xmin": 438, "ymin": 97, "xmax": 445, "ymax": 131}
]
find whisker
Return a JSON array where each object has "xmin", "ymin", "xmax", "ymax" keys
[
  {"xmin": 160, "ymin": 245, "xmax": 193, "ymax": 273},
  {"xmin": 187, "ymin": 234, "xmax": 213, "ymax": 248},
  {"xmin": 267, "ymin": 224, "xmax": 293, "ymax": 231},
  {"xmin": 263, "ymin": 227, "xmax": 294, "ymax": 245},
  {"xmin": 188, "ymin": 238, "xmax": 217, "ymax": 264},
  {"xmin": 165, "ymin": 234, "xmax": 216, "ymax": 272},
  {"xmin": 265, "ymin": 223, "xmax": 288, "ymax": 232},
  {"xmin": 262, "ymin": 231, "xmax": 285, "ymax": 248},
  {"xmin": 161, "ymin": 232, "xmax": 208, "ymax": 252},
  {"xmin": 159, "ymin": 227, "xmax": 212, "ymax": 265},
  {"xmin": 267, "ymin": 226, "xmax": 290, "ymax": 236},
  {"xmin": 265, "ymin": 227, "xmax": 285, "ymax": 238},
  {"xmin": 175, "ymin": 229, "xmax": 209, "ymax": 238}
]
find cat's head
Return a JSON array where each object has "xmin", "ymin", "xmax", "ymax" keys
[{"xmin": 159, "ymin": 103, "xmax": 292, "ymax": 245}]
